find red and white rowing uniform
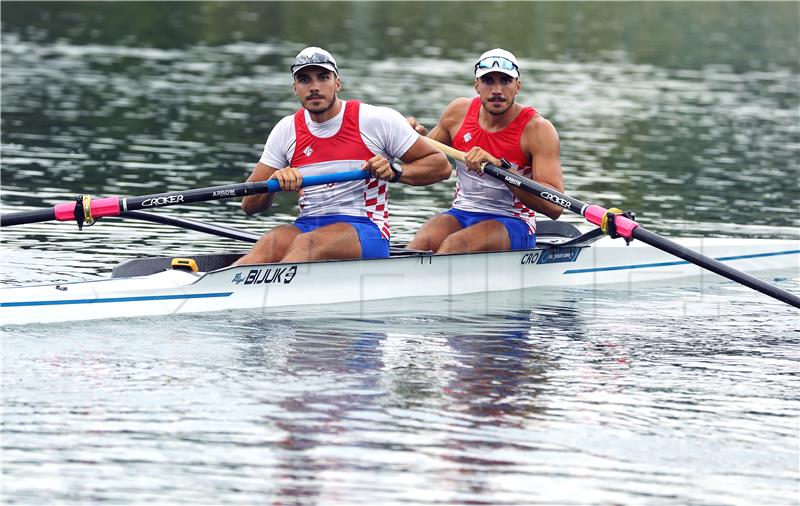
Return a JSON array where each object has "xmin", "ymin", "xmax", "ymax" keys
[
  {"xmin": 451, "ymin": 97, "xmax": 538, "ymax": 233},
  {"xmin": 259, "ymin": 100, "xmax": 418, "ymax": 239}
]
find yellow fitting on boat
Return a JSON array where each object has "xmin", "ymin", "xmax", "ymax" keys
[
  {"xmin": 171, "ymin": 258, "xmax": 199, "ymax": 272},
  {"xmin": 601, "ymin": 207, "xmax": 624, "ymax": 234},
  {"xmin": 82, "ymin": 194, "xmax": 95, "ymax": 226}
]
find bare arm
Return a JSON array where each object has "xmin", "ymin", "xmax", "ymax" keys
[
  {"xmin": 240, "ymin": 162, "xmax": 280, "ymax": 215},
  {"xmin": 392, "ymin": 98, "xmax": 476, "ymax": 185},
  {"xmin": 361, "ymin": 136, "xmax": 450, "ymax": 187},
  {"xmin": 395, "ymin": 136, "xmax": 451, "ymax": 186},
  {"xmin": 407, "ymin": 98, "xmax": 471, "ymax": 146},
  {"xmin": 429, "ymin": 99, "xmax": 470, "ymax": 145},
  {"xmin": 515, "ymin": 116, "xmax": 564, "ymax": 220}
]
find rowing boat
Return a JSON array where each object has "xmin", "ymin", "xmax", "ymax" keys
[
  {"xmin": 3, "ymin": 150, "xmax": 799, "ymax": 325},
  {"xmin": 2, "ymin": 221, "xmax": 797, "ymax": 325}
]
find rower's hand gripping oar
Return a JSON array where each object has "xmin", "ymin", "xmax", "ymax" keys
[
  {"xmin": 0, "ymin": 170, "xmax": 371, "ymax": 228},
  {"xmin": 427, "ymin": 138, "xmax": 800, "ymax": 310}
]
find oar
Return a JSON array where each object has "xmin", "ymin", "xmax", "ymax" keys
[
  {"xmin": 427, "ymin": 139, "xmax": 800, "ymax": 309},
  {"xmin": 119, "ymin": 211, "xmax": 260, "ymax": 243},
  {"xmin": 0, "ymin": 170, "xmax": 370, "ymax": 228}
]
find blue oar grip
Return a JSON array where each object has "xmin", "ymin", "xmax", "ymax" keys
[{"xmin": 265, "ymin": 170, "xmax": 371, "ymax": 192}]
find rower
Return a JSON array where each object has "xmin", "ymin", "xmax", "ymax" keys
[
  {"xmin": 234, "ymin": 47, "xmax": 450, "ymax": 265},
  {"xmin": 406, "ymin": 48, "xmax": 565, "ymax": 254}
]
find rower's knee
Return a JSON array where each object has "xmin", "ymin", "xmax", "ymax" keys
[
  {"xmin": 235, "ymin": 229, "xmax": 296, "ymax": 265},
  {"xmin": 408, "ymin": 233, "xmax": 439, "ymax": 252},
  {"xmin": 235, "ymin": 243, "xmax": 279, "ymax": 265},
  {"xmin": 409, "ymin": 220, "xmax": 460, "ymax": 252},
  {"xmin": 437, "ymin": 234, "xmax": 469, "ymax": 254}
]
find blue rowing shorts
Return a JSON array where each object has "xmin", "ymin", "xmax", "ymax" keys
[
  {"xmin": 443, "ymin": 208, "xmax": 536, "ymax": 250},
  {"xmin": 293, "ymin": 214, "xmax": 390, "ymax": 259}
]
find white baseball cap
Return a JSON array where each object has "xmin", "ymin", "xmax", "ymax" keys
[
  {"xmin": 291, "ymin": 47, "xmax": 338, "ymax": 75},
  {"xmin": 474, "ymin": 48, "xmax": 519, "ymax": 78}
]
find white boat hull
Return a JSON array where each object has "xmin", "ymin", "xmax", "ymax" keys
[{"xmin": 2, "ymin": 237, "xmax": 798, "ymax": 325}]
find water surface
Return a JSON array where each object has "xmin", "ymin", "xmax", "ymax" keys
[{"xmin": 2, "ymin": 2, "xmax": 799, "ymax": 504}]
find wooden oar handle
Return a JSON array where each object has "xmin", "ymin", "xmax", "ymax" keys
[{"xmin": 426, "ymin": 138, "xmax": 467, "ymax": 163}]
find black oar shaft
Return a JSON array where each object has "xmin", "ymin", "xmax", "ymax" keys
[
  {"xmin": 633, "ymin": 227, "xmax": 800, "ymax": 309},
  {"xmin": 1, "ymin": 208, "xmax": 56, "ymax": 227},
  {"xmin": 119, "ymin": 211, "xmax": 259, "ymax": 243},
  {"xmin": 483, "ymin": 165, "xmax": 588, "ymax": 214},
  {"xmin": 121, "ymin": 181, "xmax": 266, "ymax": 212}
]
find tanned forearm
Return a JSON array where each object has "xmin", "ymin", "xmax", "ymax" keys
[
  {"xmin": 241, "ymin": 162, "xmax": 278, "ymax": 215},
  {"xmin": 510, "ymin": 181, "xmax": 564, "ymax": 220},
  {"xmin": 397, "ymin": 150, "xmax": 450, "ymax": 186},
  {"xmin": 516, "ymin": 118, "xmax": 565, "ymax": 220},
  {"xmin": 394, "ymin": 136, "xmax": 451, "ymax": 186}
]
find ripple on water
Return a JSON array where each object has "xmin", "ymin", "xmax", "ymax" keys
[{"xmin": 2, "ymin": 4, "xmax": 799, "ymax": 504}]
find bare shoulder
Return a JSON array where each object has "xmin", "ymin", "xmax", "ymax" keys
[
  {"xmin": 526, "ymin": 113, "xmax": 558, "ymax": 136},
  {"xmin": 522, "ymin": 113, "xmax": 559, "ymax": 150},
  {"xmin": 445, "ymin": 97, "xmax": 472, "ymax": 113},
  {"xmin": 429, "ymin": 97, "xmax": 473, "ymax": 144},
  {"xmin": 439, "ymin": 98, "xmax": 472, "ymax": 127}
]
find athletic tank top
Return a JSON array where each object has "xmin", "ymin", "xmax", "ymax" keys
[
  {"xmin": 451, "ymin": 97, "xmax": 538, "ymax": 232},
  {"xmin": 290, "ymin": 101, "xmax": 390, "ymax": 238}
]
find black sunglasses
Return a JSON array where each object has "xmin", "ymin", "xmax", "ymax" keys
[{"xmin": 291, "ymin": 52, "xmax": 338, "ymax": 73}]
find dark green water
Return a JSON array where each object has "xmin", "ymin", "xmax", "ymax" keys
[{"xmin": 2, "ymin": 2, "xmax": 799, "ymax": 504}]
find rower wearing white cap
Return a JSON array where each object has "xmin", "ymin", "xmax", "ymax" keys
[
  {"xmin": 235, "ymin": 47, "xmax": 449, "ymax": 265},
  {"xmin": 407, "ymin": 48, "xmax": 565, "ymax": 254}
]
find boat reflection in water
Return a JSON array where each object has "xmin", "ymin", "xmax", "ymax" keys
[{"xmin": 225, "ymin": 290, "xmax": 597, "ymax": 501}]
